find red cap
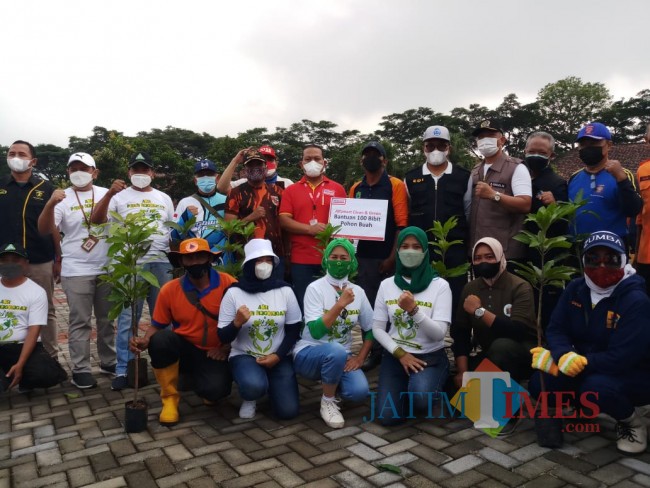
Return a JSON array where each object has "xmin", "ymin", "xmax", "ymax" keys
[{"xmin": 259, "ymin": 145, "xmax": 276, "ymax": 158}]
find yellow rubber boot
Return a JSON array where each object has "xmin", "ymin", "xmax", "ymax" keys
[{"xmin": 153, "ymin": 361, "xmax": 180, "ymax": 426}]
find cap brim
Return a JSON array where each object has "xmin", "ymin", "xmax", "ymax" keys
[
  {"xmin": 167, "ymin": 249, "xmax": 222, "ymax": 268},
  {"xmin": 472, "ymin": 127, "xmax": 501, "ymax": 137},
  {"xmin": 129, "ymin": 161, "xmax": 154, "ymax": 168},
  {"xmin": 0, "ymin": 251, "xmax": 28, "ymax": 259},
  {"xmin": 244, "ymin": 158, "xmax": 266, "ymax": 165}
]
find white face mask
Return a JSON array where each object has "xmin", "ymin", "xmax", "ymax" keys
[
  {"xmin": 303, "ymin": 160, "xmax": 324, "ymax": 178},
  {"xmin": 266, "ymin": 169, "xmax": 276, "ymax": 178},
  {"xmin": 130, "ymin": 174, "xmax": 152, "ymax": 189},
  {"xmin": 69, "ymin": 171, "xmax": 93, "ymax": 188},
  {"xmin": 427, "ymin": 150, "xmax": 448, "ymax": 166},
  {"xmin": 477, "ymin": 138, "xmax": 500, "ymax": 158},
  {"xmin": 7, "ymin": 157, "xmax": 32, "ymax": 173},
  {"xmin": 255, "ymin": 262, "xmax": 273, "ymax": 280}
]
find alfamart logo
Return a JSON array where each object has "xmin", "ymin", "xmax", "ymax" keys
[{"xmin": 364, "ymin": 359, "xmax": 600, "ymax": 435}]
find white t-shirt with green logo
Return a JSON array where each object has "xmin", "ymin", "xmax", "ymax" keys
[
  {"xmin": 294, "ymin": 276, "xmax": 373, "ymax": 356},
  {"xmin": 218, "ymin": 286, "xmax": 302, "ymax": 358},
  {"xmin": 54, "ymin": 186, "xmax": 110, "ymax": 277},
  {"xmin": 0, "ymin": 279, "xmax": 47, "ymax": 343},
  {"xmin": 373, "ymin": 277, "xmax": 451, "ymax": 355},
  {"xmin": 108, "ymin": 187, "xmax": 174, "ymax": 262}
]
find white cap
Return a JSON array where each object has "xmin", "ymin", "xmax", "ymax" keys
[
  {"xmin": 243, "ymin": 238, "xmax": 279, "ymax": 265},
  {"xmin": 423, "ymin": 125, "xmax": 450, "ymax": 142},
  {"xmin": 67, "ymin": 152, "xmax": 96, "ymax": 168}
]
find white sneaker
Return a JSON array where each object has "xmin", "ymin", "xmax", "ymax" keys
[
  {"xmin": 239, "ymin": 400, "xmax": 257, "ymax": 419},
  {"xmin": 616, "ymin": 412, "xmax": 647, "ymax": 454},
  {"xmin": 320, "ymin": 397, "xmax": 344, "ymax": 429}
]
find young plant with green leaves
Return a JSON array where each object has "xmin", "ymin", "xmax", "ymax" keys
[
  {"xmin": 427, "ymin": 216, "xmax": 471, "ymax": 279},
  {"xmin": 513, "ymin": 201, "xmax": 583, "ymax": 345},
  {"xmin": 314, "ymin": 224, "xmax": 342, "ymax": 255},
  {"xmin": 99, "ymin": 210, "xmax": 163, "ymax": 404},
  {"xmin": 210, "ymin": 217, "xmax": 256, "ymax": 278}
]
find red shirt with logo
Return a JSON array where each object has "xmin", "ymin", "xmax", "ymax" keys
[{"xmin": 279, "ymin": 176, "xmax": 346, "ymax": 265}]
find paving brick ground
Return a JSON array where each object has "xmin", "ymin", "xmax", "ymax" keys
[{"xmin": 2, "ymin": 286, "xmax": 650, "ymax": 487}]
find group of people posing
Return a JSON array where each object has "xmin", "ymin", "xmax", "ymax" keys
[{"xmin": 2, "ymin": 118, "xmax": 650, "ymax": 456}]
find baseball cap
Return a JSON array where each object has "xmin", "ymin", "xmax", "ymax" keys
[
  {"xmin": 243, "ymin": 150, "xmax": 266, "ymax": 166},
  {"xmin": 129, "ymin": 152, "xmax": 154, "ymax": 168},
  {"xmin": 576, "ymin": 122, "xmax": 612, "ymax": 142},
  {"xmin": 67, "ymin": 152, "xmax": 96, "ymax": 168},
  {"xmin": 582, "ymin": 231, "xmax": 625, "ymax": 255},
  {"xmin": 423, "ymin": 126, "xmax": 450, "ymax": 142},
  {"xmin": 0, "ymin": 243, "xmax": 28, "ymax": 259},
  {"xmin": 259, "ymin": 145, "xmax": 276, "ymax": 158},
  {"xmin": 361, "ymin": 141, "xmax": 387, "ymax": 158},
  {"xmin": 243, "ymin": 238, "xmax": 279, "ymax": 266},
  {"xmin": 194, "ymin": 159, "xmax": 218, "ymax": 174},
  {"xmin": 472, "ymin": 120, "xmax": 503, "ymax": 137}
]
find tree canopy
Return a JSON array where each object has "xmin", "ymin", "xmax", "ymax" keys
[{"xmin": 4, "ymin": 76, "xmax": 649, "ymax": 200}]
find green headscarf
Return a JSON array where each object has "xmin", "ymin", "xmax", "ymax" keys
[
  {"xmin": 322, "ymin": 238, "xmax": 358, "ymax": 279},
  {"xmin": 394, "ymin": 226, "xmax": 437, "ymax": 293}
]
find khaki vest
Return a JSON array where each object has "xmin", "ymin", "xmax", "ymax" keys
[{"xmin": 469, "ymin": 153, "xmax": 526, "ymax": 259}]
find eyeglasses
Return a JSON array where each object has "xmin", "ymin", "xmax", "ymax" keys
[
  {"xmin": 584, "ymin": 252, "xmax": 621, "ymax": 268},
  {"xmin": 424, "ymin": 141, "xmax": 450, "ymax": 151}
]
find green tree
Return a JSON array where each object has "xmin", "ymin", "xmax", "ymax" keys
[{"xmin": 537, "ymin": 76, "xmax": 612, "ymax": 151}]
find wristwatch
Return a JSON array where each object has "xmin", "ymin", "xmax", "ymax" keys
[
  {"xmin": 492, "ymin": 192, "xmax": 501, "ymax": 202},
  {"xmin": 474, "ymin": 307, "xmax": 486, "ymax": 318}
]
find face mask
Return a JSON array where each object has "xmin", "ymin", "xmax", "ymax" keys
[
  {"xmin": 69, "ymin": 171, "xmax": 93, "ymax": 188},
  {"xmin": 247, "ymin": 167, "xmax": 266, "ymax": 183},
  {"xmin": 130, "ymin": 174, "xmax": 152, "ymax": 189},
  {"xmin": 255, "ymin": 262, "xmax": 273, "ymax": 280},
  {"xmin": 196, "ymin": 176, "xmax": 216, "ymax": 194},
  {"xmin": 266, "ymin": 168, "xmax": 277, "ymax": 178},
  {"xmin": 473, "ymin": 262, "xmax": 500, "ymax": 279},
  {"xmin": 184, "ymin": 262, "xmax": 212, "ymax": 280},
  {"xmin": 0, "ymin": 263, "xmax": 24, "ymax": 280},
  {"xmin": 327, "ymin": 259, "xmax": 353, "ymax": 279},
  {"xmin": 427, "ymin": 150, "xmax": 448, "ymax": 166},
  {"xmin": 584, "ymin": 266, "xmax": 624, "ymax": 288},
  {"xmin": 362, "ymin": 155, "xmax": 383, "ymax": 173},
  {"xmin": 303, "ymin": 161, "xmax": 324, "ymax": 178},
  {"xmin": 477, "ymin": 138, "xmax": 499, "ymax": 158},
  {"xmin": 579, "ymin": 146, "xmax": 604, "ymax": 166},
  {"xmin": 7, "ymin": 157, "xmax": 32, "ymax": 173},
  {"xmin": 525, "ymin": 154, "xmax": 549, "ymax": 173},
  {"xmin": 398, "ymin": 249, "xmax": 426, "ymax": 268}
]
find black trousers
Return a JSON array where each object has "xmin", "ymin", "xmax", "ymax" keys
[
  {"xmin": 148, "ymin": 329, "xmax": 232, "ymax": 402},
  {"xmin": 0, "ymin": 342, "xmax": 67, "ymax": 389},
  {"xmin": 469, "ymin": 337, "xmax": 534, "ymax": 383}
]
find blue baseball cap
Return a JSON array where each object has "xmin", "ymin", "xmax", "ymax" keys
[
  {"xmin": 576, "ymin": 122, "xmax": 611, "ymax": 142},
  {"xmin": 194, "ymin": 159, "xmax": 218, "ymax": 173},
  {"xmin": 583, "ymin": 230, "xmax": 625, "ymax": 255}
]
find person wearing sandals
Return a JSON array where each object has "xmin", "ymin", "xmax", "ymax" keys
[
  {"xmin": 372, "ymin": 227, "xmax": 452, "ymax": 426},
  {"xmin": 218, "ymin": 239, "xmax": 302, "ymax": 419},
  {"xmin": 293, "ymin": 238, "xmax": 374, "ymax": 429}
]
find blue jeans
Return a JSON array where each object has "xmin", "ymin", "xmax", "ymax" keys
[
  {"xmin": 230, "ymin": 354, "xmax": 299, "ymax": 419},
  {"xmin": 116, "ymin": 261, "xmax": 172, "ymax": 376},
  {"xmin": 290, "ymin": 263, "xmax": 322, "ymax": 312},
  {"xmin": 377, "ymin": 348, "xmax": 449, "ymax": 426},
  {"xmin": 294, "ymin": 342, "xmax": 369, "ymax": 402}
]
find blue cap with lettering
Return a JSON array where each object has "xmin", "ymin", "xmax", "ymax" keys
[
  {"xmin": 576, "ymin": 122, "xmax": 612, "ymax": 141},
  {"xmin": 582, "ymin": 230, "xmax": 625, "ymax": 255},
  {"xmin": 194, "ymin": 159, "xmax": 218, "ymax": 173}
]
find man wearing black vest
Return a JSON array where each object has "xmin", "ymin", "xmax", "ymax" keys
[{"xmin": 404, "ymin": 126, "xmax": 471, "ymax": 317}]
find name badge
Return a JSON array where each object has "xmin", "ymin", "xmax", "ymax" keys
[{"xmin": 81, "ymin": 235, "xmax": 99, "ymax": 253}]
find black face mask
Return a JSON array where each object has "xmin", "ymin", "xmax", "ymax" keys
[
  {"xmin": 362, "ymin": 155, "xmax": 383, "ymax": 173},
  {"xmin": 0, "ymin": 263, "xmax": 23, "ymax": 280},
  {"xmin": 184, "ymin": 262, "xmax": 212, "ymax": 280},
  {"xmin": 579, "ymin": 146, "xmax": 604, "ymax": 166},
  {"xmin": 473, "ymin": 262, "xmax": 500, "ymax": 279},
  {"xmin": 525, "ymin": 155, "xmax": 549, "ymax": 173}
]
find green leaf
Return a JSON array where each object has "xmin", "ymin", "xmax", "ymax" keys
[
  {"xmin": 140, "ymin": 270, "xmax": 161, "ymax": 289},
  {"xmin": 377, "ymin": 464, "xmax": 402, "ymax": 475}
]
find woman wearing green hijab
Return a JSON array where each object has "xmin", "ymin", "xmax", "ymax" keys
[
  {"xmin": 293, "ymin": 238, "xmax": 374, "ymax": 429},
  {"xmin": 372, "ymin": 227, "xmax": 452, "ymax": 426}
]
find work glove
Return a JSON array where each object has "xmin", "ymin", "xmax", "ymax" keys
[
  {"xmin": 530, "ymin": 347, "xmax": 559, "ymax": 376},
  {"xmin": 558, "ymin": 352, "xmax": 588, "ymax": 377}
]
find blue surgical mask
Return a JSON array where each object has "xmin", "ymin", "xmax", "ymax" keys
[{"xmin": 196, "ymin": 176, "xmax": 216, "ymax": 194}]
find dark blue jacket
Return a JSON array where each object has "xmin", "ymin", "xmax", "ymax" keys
[{"xmin": 547, "ymin": 273, "xmax": 650, "ymax": 375}]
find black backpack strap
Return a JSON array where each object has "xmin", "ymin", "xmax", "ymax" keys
[
  {"xmin": 192, "ymin": 193, "xmax": 226, "ymax": 219},
  {"xmin": 182, "ymin": 288, "xmax": 219, "ymax": 347}
]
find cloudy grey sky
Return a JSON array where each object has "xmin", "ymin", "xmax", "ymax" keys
[{"xmin": 2, "ymin": 0, "xmax": 649, "ymax": 147}]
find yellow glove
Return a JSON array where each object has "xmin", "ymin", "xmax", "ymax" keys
[
  {"xmin": 530, "ymin": 347, "xmax": 559, "ymax": 376},
  {"xmin": 558, "ymin": 352, "xmax": 588, "ymax": 377}
]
